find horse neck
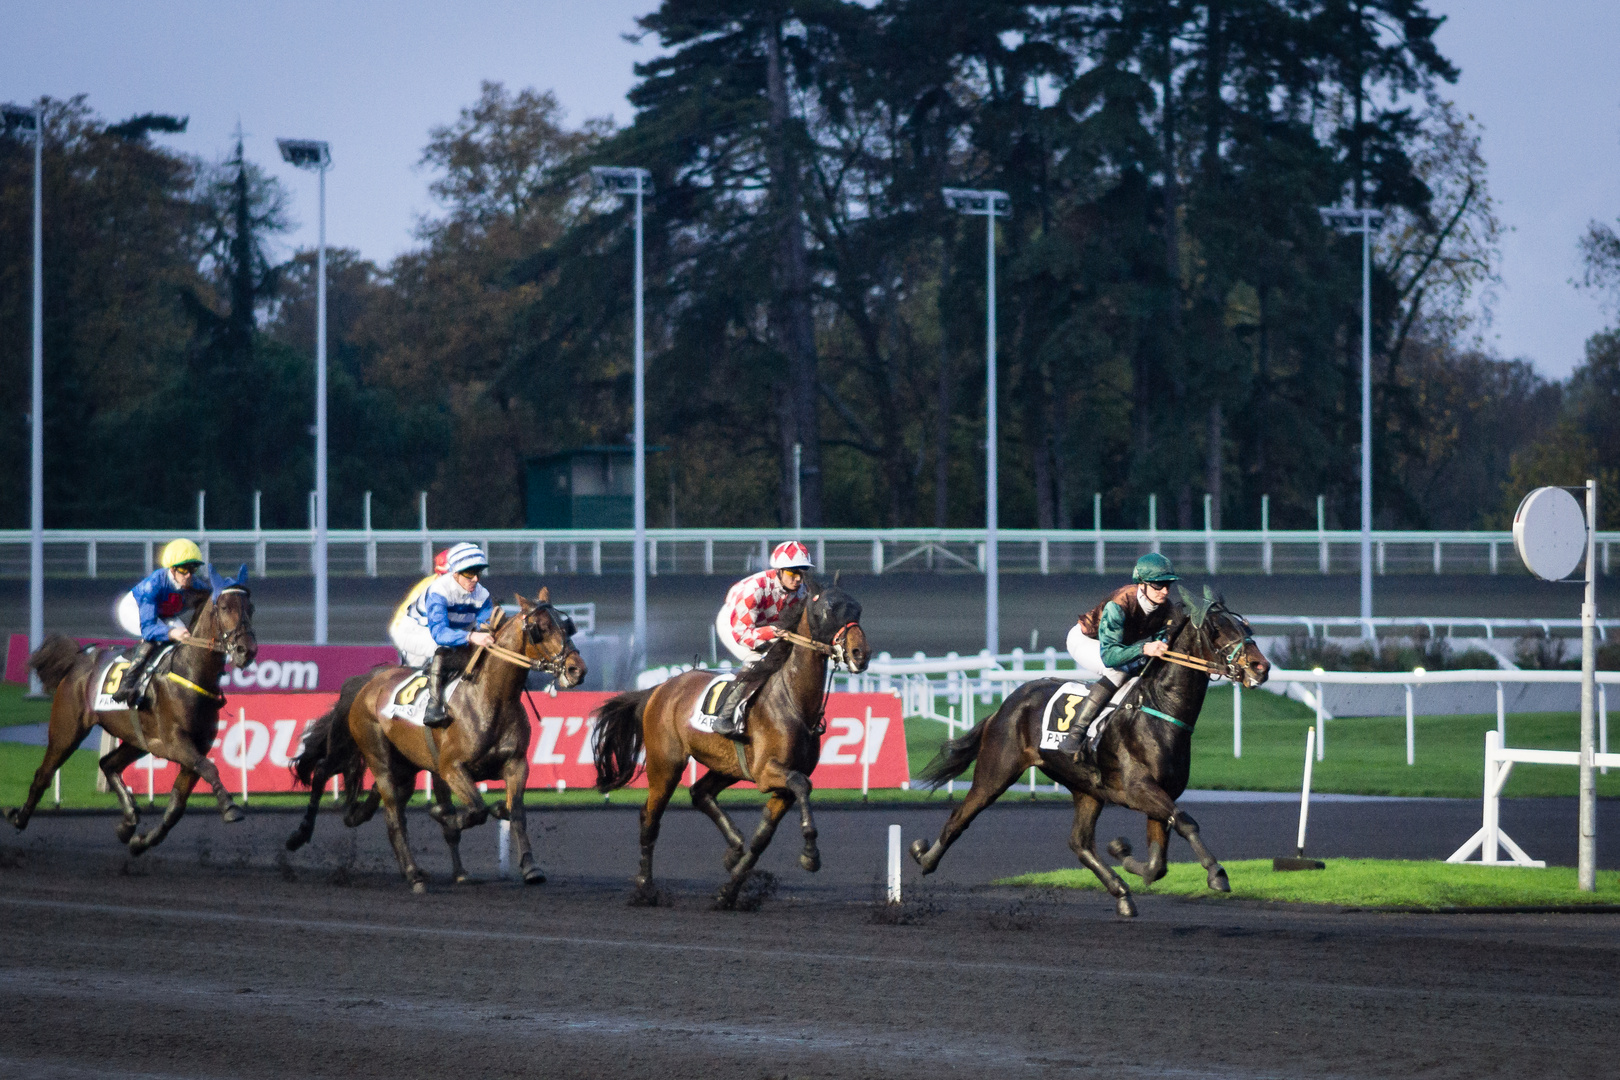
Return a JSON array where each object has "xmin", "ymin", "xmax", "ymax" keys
[
  {"xmin": 466, "ymin": 619, "xmax": 530, "ymax": 709},
  {"xmin": 774, "ymin": 609, "xmax": 828, "ymax": 715},
  {"xmin": 174, "ymin": 599, "xmax": 224, "ymax": 686},
  {"xmin": 1143, "ymin": 619, "xmax": 1210, "ymax": 723}
]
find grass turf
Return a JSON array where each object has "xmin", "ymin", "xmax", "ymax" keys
[{"xmin": 997, "ymin": 859, "xmax": 1620, "ymax": 909}]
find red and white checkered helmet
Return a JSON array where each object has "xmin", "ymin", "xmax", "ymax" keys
[{"xmin": 770, "ymin": 540, "xmax": 814, "ymax": 571}]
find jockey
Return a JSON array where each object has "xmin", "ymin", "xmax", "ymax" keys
[
  {"xmin": 709, "ymin": 540, "xmax": 814, "ymax": 738},
  {"xmin": 391, "ymin": 542, "xmax": 495, "ymax": 727},
  {"xmin": 111, "ymin": 539, "xmax": 209, "ymax": 706},
  {"xmin": 1057, "ymin": 552, "xmax": 1179, "ymax": 763}
]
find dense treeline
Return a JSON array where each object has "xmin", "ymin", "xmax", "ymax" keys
[{"xmin": 0, "ymin": 2, "xmax": 1613, "ymax": 533}]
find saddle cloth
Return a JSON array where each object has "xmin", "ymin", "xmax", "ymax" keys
[
  {"xmin": 687, "ymin": 674, "xmax": 737, "ymax": 734},
  {"xmin": 1037, "ymin": 677, "xmax": 1136, "ymax": 751},
  {"xmin": 91, "ymin": 645, "xmax": 175, "ymax": 712},
  {"xmin": 378, "ymin": 668, "xmax": 463, "ymax": 727}
]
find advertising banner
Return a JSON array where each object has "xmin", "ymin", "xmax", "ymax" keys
[
  {"xmin": 5, "ymin": 633, "xmax": 396, "ymax": 693},
  {"xmin": 116, "ymin": 690, "xmax": 909, "ymax": 794}
]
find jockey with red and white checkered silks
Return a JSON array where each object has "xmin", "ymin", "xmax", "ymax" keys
[{"xmin": 709, "ymin": 541, "xmax": 814, "ymax": 738}]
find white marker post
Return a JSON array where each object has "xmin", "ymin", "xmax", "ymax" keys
[
  {"xmin": 887, "ymin": 824, "xmax": 902, "ymax": 904},
  {"xmin": 498, "ymin": 819, "xmax": 511, "ymax": 880},
  {"xmin": 1274, "ymin": 727, "xmax": 1324, "ymax": 871},
  {"xmin": 238, "ymin": 708, "xmax": 249, "ymax": 804}
]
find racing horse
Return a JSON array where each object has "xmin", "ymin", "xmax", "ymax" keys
[
  {"xmin": 287, "ymin": 589, "xmax": 584, "ymax": 892},
  {"xmin": 593, "ymin": 578, "xmax": 869, "ymax": 909},
  {"xmin": 7, "ymin": 568, "xmax": 258, "ymax": 852},
  {"xmin": 910, "ymin": 587, "xmax": 1269, "ymax": 917}
]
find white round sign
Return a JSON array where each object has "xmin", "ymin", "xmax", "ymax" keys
[{"xmin": 1513, "ymin": 486, "xmax": 1587, "ymax": 581}]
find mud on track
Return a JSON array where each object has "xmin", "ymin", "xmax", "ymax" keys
[{"xmin": 2, "ymin": 805, "xmax": 1617, "ymax": 1080}]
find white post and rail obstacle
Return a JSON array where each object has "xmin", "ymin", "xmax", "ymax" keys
[{"xmin": 1447, "ymin": 730, "xmax": 1620, "ymax": 867}]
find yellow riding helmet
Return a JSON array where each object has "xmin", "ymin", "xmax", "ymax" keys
[{"xmin": 160, "ymin": 538, "xmax": 204, "ymax": 569}]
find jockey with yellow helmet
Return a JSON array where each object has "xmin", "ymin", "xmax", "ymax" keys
[
  {"xmin": 708, "ymin": 540, "xmax": 814, "ymax": 738},
  {"xmin": 111, "ymin": 539, "xmax": 210, "ymax": 706},
  {"xmin": 1057, "ymin": 552, "xmax": 1179, "ymax": 764},
  {"xmin": 390, "ymin": 542, "xmax": 495, "ymax": 727}
]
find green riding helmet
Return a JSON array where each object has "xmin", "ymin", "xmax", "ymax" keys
[{"xmin": 1131, "ymin": 552, "xmax": 1179, "ymax": 584}]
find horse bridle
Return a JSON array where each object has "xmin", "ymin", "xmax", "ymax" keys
[
  {"xmin": 477, "ymin": 603, "xmax": 579, "ymax": 678},
  {"xmin": 180, "ymin": 587, "xmax": 252, "ymax": 656},
  {"xmin": 1162, "ymin": 605, "xmax": 1254, "ymax": 682},
  {"xmin": 778, "ymin": 621, "xmax": 860, "ymax": 670}
]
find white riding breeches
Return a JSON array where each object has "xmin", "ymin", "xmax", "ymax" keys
[
  {"xmin": 1066, "ymin": 623, "xmax": 1127, "ymax": 684},
  {"xmin": 714, "ymin": 608, "xmax": 763, "ymax": 664},
  {"xmin": 115, "ymin": 592, "xmax": 187, "ymax": 641},
  {"xmin": 390, "ymin": 615, "xmax": 439, "ymax": 668}
]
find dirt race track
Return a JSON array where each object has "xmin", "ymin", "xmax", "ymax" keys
[{"xmin": 3, "ymin": 800, "xmax": 1618, "ymax": 1080}]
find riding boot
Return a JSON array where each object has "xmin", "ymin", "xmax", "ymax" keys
[
  {"xmin": 1055, "ymin": 677, "xmax": 1116, "ymax": 764},
  {"xmin": 710, "ymin": 675, "xmax": 751, "ymax": 741},
  {"xmin": 423, "ymin": 650, "xmax": 454, "ymax": 728},
  {"xmin": 112, "ymin": 640, "xmax": 159, "ymax": 706}
]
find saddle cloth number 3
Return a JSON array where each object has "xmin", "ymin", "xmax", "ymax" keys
[{"xmin": 1039, "ymin": 681, "xmax": 1093, "ymax": 750}]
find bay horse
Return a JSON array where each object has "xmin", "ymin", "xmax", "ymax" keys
[
  {"xmin": 286, "ymin": 590, "xmax": 584, "ymax": 892},
  {"xmin": 910, "ymin": 587, "xmax": 1269, "ymax": 916},
  {"xmin": 593, "ymin": 579, "xmax": 869, "ymax": 909},
  {"xmin": 7, "ymin": 568, "xmax": 258, "ymax": 853}
]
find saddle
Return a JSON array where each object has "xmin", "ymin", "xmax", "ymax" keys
[
  {"xmin": 378, "ymin": 666, "xmax": 463, "ymax": 727},
  {"xmin": 90, "ymin": 644, "xmax": 176, "ymax": 713},
  {"xmin": 688, "ymin": 673, "xmax": 753, "ymax": 735}
]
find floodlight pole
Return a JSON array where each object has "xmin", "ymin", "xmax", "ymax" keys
[
  {"xmin": 1579, "ymin": 478, "xmax": 1597, "ymax": 891},
  {"xmin": 943, "ymin": 188, "xmax": 1010, "ymax": 657},
  {"xmin": 27, "ymin": 105, "xmax": 44, "ymax": 694},
  {"xmin": 592, "ymin": 167, "xmax": 652, "ymax": 673},
  {"xmin": 1319, "ymin": 206, "xmax": 1383, "ymax": 637},
  {"xmin": 278, "ymin": 139, "xmax": 332, "ymax": 643}
]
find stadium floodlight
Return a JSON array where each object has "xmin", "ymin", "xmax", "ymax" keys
[
  {"xmin": 279, "ymin": 138, "xmax": 333, "ymax": 644},
  {"xmin": 1318, "ymin": 205, "xmax": 1385, "ymax": 637},
  {"xmin": 943, "ymin": 188, "xmax": 1010, "ymax": 657},
  {"xmin": 592, "ymin": 166, "xmax": 653, "ymax": 673},
  {"xmin": 6, "ymin": 104, "xmax": 44, "ymax": 694}
]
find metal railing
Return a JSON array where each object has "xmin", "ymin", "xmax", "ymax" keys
[{"xmin": 2, "ymin": 526, "xmax": 1615, "ymax": 579}]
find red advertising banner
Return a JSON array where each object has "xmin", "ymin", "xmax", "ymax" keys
[
  {"xmin": 5, "ymin": 633, "xmax": 396, "ymax": 693},
  {"xmin": 117, "ymin": 690, "xmax": 909, "ymax": 795}
]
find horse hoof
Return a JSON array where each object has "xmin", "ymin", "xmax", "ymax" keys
[
  {"xmin": 1107, "ymin": 837, "xmax": 1132, "ymax": 860},
  {"xmin": 489, "ymin": 803, "xmax": 510, "ymax": 821},
  {"xmin": 722, "ymin": 846, "xmax": 744, "ymax": 871},
  {"xmin": 523, "ymin": 867, "xmax": 547, "ymax": 885},
  {"xmin": 410, "ymin": 880, "xmax": 428, "ymax": 895},
  {"xmin": 799, "ymin": 851, "xmax": 821, "ymax": 873},
  {"xmin": 1115, "ymin": 894, "xmax": 1138, "ymax": 918},
  {"xmin": 115, "ymin": 821, "xmax": 137, "ymax": 844},
  {"xmin": 908, "ymin": 838, "xmax": 936, "ymax": 873},
  {"xmin": 285, "ymin": 825, "xmax": 312, "ymax": 852},
  {"xmin": 127, "ymin": 833, "xmax": 152, "ymax": 856},
  {"xmin": 1208, "ymin": 867, "xmax": 1230, "ymax": 892},
  {"xmin": 221, "ymin": 805, "xmax": 245, "ymax": 824},
  {"xmin": 465, "ymin": 810, "xmax": 489, "ymax": 829},
  {"xmin": 4, "ymin": 808, "xmax": 24, "ymax": 830}
]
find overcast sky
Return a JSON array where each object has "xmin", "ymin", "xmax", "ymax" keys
[{"xmin": 5, "ymin": 1, "xmax": 1618, "ymax": 379}]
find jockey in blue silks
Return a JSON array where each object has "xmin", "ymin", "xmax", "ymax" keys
[
  {"xmin": 111, "ymin": 538, "xmax": 210, "ymax": 706},
  {"xmin": 390, "ymin": 542, "xmax": 495, "ymax": 727}
]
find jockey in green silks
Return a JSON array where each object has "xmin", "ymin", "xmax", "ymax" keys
[{"xmin": 1057, "ymin": 552, "xmax": 1178, "ymax": 764}]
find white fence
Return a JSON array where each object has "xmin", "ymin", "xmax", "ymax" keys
[
  {"xmin": 1448, "ymin": 729, "xmax": 1620, "ymax": 867},
  {"xmin": 4, "ymin": 525, "xmax": 1620, "ymax": 579}
]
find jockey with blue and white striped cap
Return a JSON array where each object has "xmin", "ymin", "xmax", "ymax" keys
[{"xmin": 391, "ymin": 542, "xmax": 495, "ymax": 727}]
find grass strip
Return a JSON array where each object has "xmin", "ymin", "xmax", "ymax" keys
[{"xmin": 998, "ymin": 858, "xmax": 1620, "ymax": 909}]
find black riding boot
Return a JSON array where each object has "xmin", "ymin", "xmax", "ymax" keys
[
  {"xmin": 1055, "ymin": 677, "xmax": 1117, "ymax": 764},
  {"xmin": 112, "ymin": 640, "xmax": 160, "ymax": 706},
  {"xmin": 710, "ymin": 675, "xmax": 752, "ymax": 741},
  {"xmin": 423, "ymin": 650, "xmax": 455, "ymax": 728}
]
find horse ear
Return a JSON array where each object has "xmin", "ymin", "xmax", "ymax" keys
[
  {"xmin": 1204, "ymin": 583, "xmax": 1215, "ymax": 601},
  {"xmin": 1176, "ymin": 584, "xmax": 1194, "ymax": 608},
  {"xmin": 536, "ymin": 585, "xmax": 551, "ymax": 604},
  {"xmin": 232, "ymin": 564, "xmax": 249, "ymax": 587},
  {"xmin": 833, "ymin": 569, "xmax": 841, "ymax": 586},
  {"xmin": 514, "ymin": 593, "xmax": 534, "ymax": 613},
  {"xmin": 207, "ymin": 567, "xmax": 225, "ymax": 598}
]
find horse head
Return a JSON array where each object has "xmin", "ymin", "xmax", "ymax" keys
[
  {"xmin": 514, "ymin": 587, "xmax": 587, "ymax": 689},
  {"xmin": 807, "ymin": 575, "xmax": 868, "ymax": 673},
  {"xmin": 1177, "ymin": 584, "xmax": 1268, "ymax": 688},
  {"xmin": 206, "ymin": 564, "xmax": 257, "ymax": 669}
]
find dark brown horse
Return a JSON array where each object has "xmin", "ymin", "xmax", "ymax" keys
[
  {"xmin": 286, "ymin": 590, "xmax": 584, "ymax": 892},
  {"xmin": 593, "ymin": 580, "xmax": 869, "ymax": 908},
  {"xmin": 7, "ymin": 569, "xmax": 258, "ymax": 853},
  {"xmin": 910, "ymin": 588, "xmax": 1269, "ymax": 916}
]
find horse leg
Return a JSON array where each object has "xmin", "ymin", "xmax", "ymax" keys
[
  {"xmin": 127, "ymin": 769, "xmax": 200, "ymax": 855},
  {"xmin": 500, "ymin": 756, "xmax": 544, "ymax": 885},
  {"xmin": 285, "ymin": 762, "xmax": 329, "ymax": 851},
  {"xmin": 430, "ymin": 775, "xmax": 470, "ymax": 884},
  {"xmin": 1069, "ymin": 792, "xmax": 1136, "ymax": 918},
  {"xmin": 6, "ymin": 711, "xmax": 92, "ymax": 831},
  {"xmin": 1112, "ymin": 817, "xmax": 1171, "ymax": 884},
  {"xmin": 689, "ymin": 769, "xmax": 745, "ymax": 869},
  {"xmin": 783, "ymin": 770, "xmax": 820, "ymax": 873},
  {"xmin": 373, "ymin": 769, "xmax": 428, "ymax": 893},
  {"xmin": 97, "ymin": 739, "xmax": 145, "ymax": 844},
  {"xmin": 714, "ymin": 793, "xmax": 792, "ymax": 910},
  {"xmin": 165, "ymin": 737, "xmax": 243, "ymax": 824},
  {"xmin": 634, "ymin": 762, "xmax": 681, "ymax": 900},
  {"xmin": 436, "ymin": 761, "xmax": 490, "ymax": 832},
  {"xmin": 1168, "ymin": 808, "xmax": 1230, "ymax": 892},
  {"xmin": 342, "ymin": 770, "xmax": 381, "ymax": 827},
  {"xmin": 908, "ymin": 735, "xmax": 1024, "ymax": 875}
]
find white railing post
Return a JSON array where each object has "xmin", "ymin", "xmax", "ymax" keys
[
  {"xmin": 1149, "ymin": 494, "xmax": 1160, "ymax": 554},
  {"xmin": 1405, "ymin": 683, "xmax": 1415, "ymax": 766},
  {"xmin": 1496, "ymin": 682, "xmax": 1505, "ymax": 739},
  {"xmin": 1433, "ymin": 540, "xmax": 1442, "ymax": 575},
  {"xmin": 418, "ymin": 491, "xmax": 430, "ymax": 574},
  {"xmin": 704, "ymin": 537, "xmax": 714, "ymax": 575},
  {"xmin": 1261, "ymin": 494, "xmax": 1272, "ymax": 575},
  {"xmin": 1315, "ymin": 680, "xmax": 1325, "ymax": 760},
  {"xmin": 1489, "ymin": 540, "xmax": 1498, "ymax": 575},
  {"xmin": 816, "ymin": 536, "xmax": 826, "ymax": 571},
  {"xmin": 197, "ymin": 490, "xmax": 209, "ymax": 565},
  {"xmin": 252, "ymin": 490, "xmax": 266, "ymax": 576},
  {"xmin": 1203, "ymin": 493, "xmax": 1216, "ymax": 574},
  {"xmin": 1039, "ymin": 537, "xmax": 1049, "ymax": 575},
  {"xmin": 873, "ymin": 538, "xmax": 883, "ymax": 575},
  {"xmin": 649, "ymin": 537, "xmax": 659, "ymax": 577},
  {"xmin": 1094, "ymin": 492, "xmax": 1105, "ymax": 574},
  {"xmin": 533, "ymin": 538, "xmax": 544, "ymax": 574},
  {"xmin": 1317, "ymin": 495, "xmax": 1328, "ymax": 574},
  {"xmin": 1233, "ymin": 682, "xmax": 1242, "ymax": 759},
  {"xmin": 1377, "ymin": 539, "xmax": 1386, "ymax": 575},
  {"xmin": 86, "ymin": 539, "xmax": 96, "ymax": 579},
  {"xmin": 363, "ymin": 491, "xmax": 376, "ymax": 577}
]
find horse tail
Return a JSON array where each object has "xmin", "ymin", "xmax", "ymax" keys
[
  {"xmin": 291, "ymin": 671, "xmax": 370, "ymax": 788},
  {"xmin": 915, "ymin": 718, "xmax": 987, "ymax": 790},
  {"xmin": 28, "ymin": 634, "xmax": 82, "ymax": 693},
  {"xmin": 592, "ymin": 689, "xmax": 651, "ymax": 792}
]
